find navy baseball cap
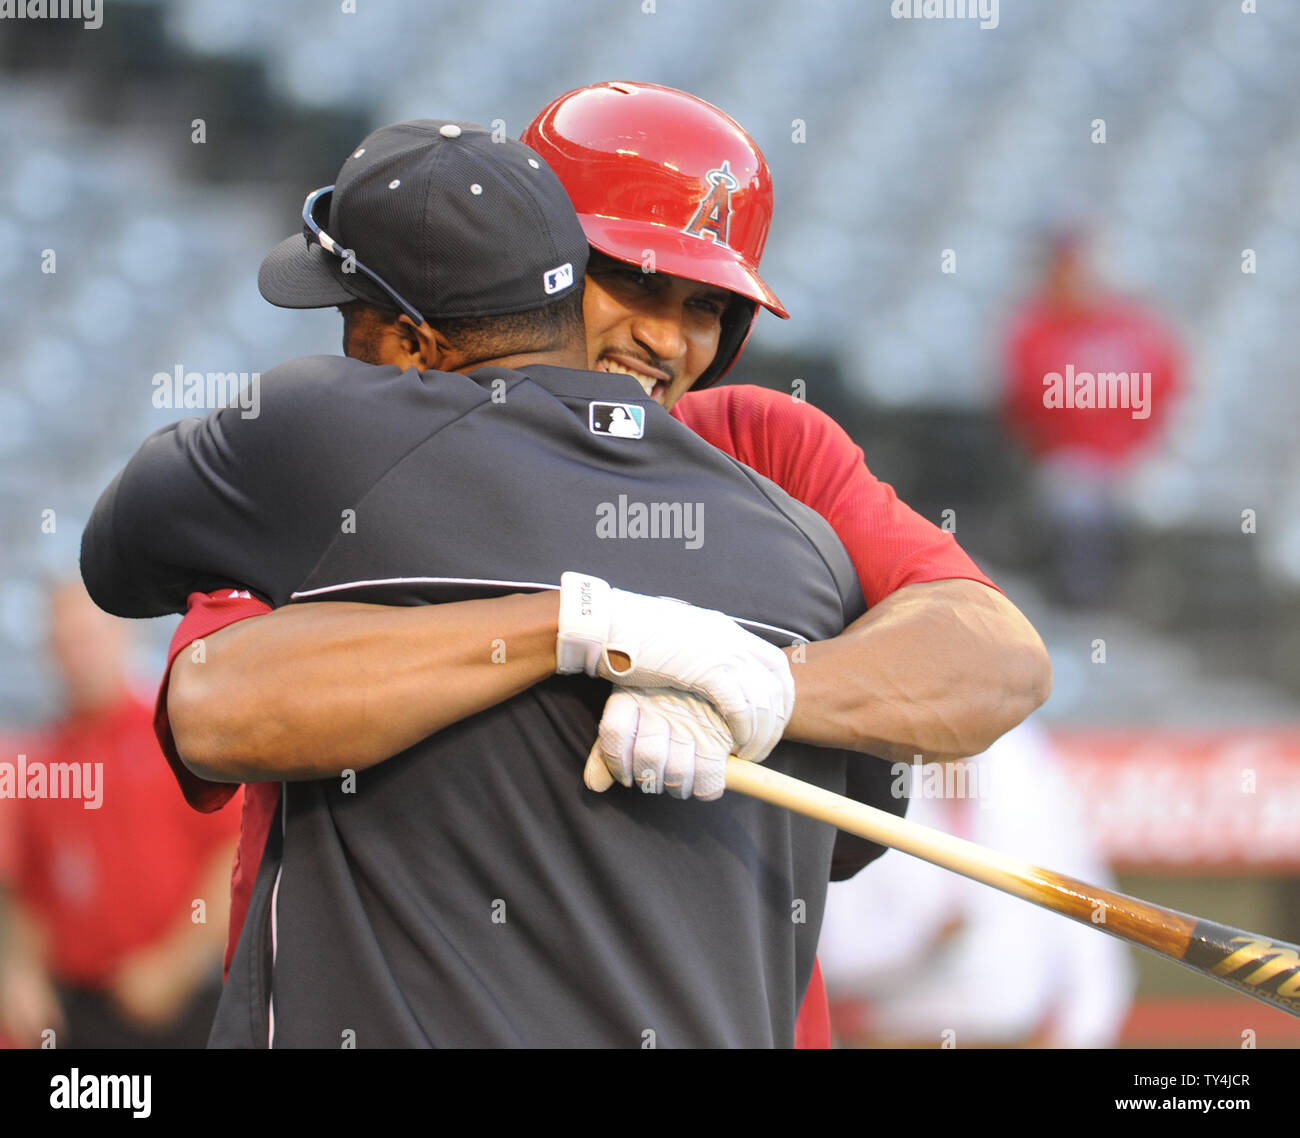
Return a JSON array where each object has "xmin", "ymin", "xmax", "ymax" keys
[{"xmin": 259, "ymin": 119, "xmax": 589, "ymax": 321}]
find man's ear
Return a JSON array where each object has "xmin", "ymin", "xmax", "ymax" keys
[{"xmin": 396, "ymin": 313, "xmax": 454, "ymax": 371}]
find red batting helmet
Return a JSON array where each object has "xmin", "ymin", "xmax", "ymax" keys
[{"xmin": 522, "ymin": 81, "xmax": 787, "ymax": 389}]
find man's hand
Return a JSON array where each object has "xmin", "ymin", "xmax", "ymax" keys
[
  {"xmin": 584, "ymin": 685, "xmax": 777, "ymax": 801},
  {"xmin": 0, "ymin": 955, "xmax": 64, "ymax": 1047},
  {"xmin": 557, "ymin": 572, "xmax": 794, "ymax": 762},
  {"xmin": 107, "ymin": 941, "xmax": 202, "ymax": 1031},
  {"xmin": 0, "ymin": 897, "xmax": 64, "ymax": 1048}
]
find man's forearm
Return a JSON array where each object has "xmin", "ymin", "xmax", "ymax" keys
[
  {"xmin": 168, "ymin": 592, "xmax": 562, "ymax": 782},
  {"xmin": 782, "ymin": 579, "xmax": 1052, "ymax": 762},
  {"xmin": 171, "ymin": 577, "xmax": 1050, "ymax": 783}
]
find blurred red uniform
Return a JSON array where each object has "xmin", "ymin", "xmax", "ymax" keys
[
  {"xmin": 9, "ymin": 693, "xmax": 240, "ymax": 988},
  {"xmin": 0, "ymin": 583, "xmax": 239, "ymax": 1049},
  {"xmin": 1003, "ymin": 294, "xmax": 1182, "ymax": 468},
  {"xmin": 1000, "ymin": 235, "xmax": 1185, "ymax": 606}
]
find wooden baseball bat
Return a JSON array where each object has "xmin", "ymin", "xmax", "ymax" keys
[{"xmin": 725, "ymin": 757, "xmax": 1300, "ymax": 1019}]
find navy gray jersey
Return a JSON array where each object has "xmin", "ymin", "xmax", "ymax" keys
[{"xmin": 82, "ymin": 356, "xmax": 883, "ymax": 1047}]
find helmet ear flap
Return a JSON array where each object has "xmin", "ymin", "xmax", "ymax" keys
[{"xmin": 692, "ymin": 297, "xmax": 757, "ymax": 390}]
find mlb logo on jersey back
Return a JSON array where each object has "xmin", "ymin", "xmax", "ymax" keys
[
  {"xmin": 544, "ymin": 262, "xmax": 574, "ymax": 294},
  {"xmin": 589, "ymin": 401, "xmax": 645, "ymax": 439}
]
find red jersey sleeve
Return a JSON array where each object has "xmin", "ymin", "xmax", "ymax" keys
[
  {"xmin": 672, "ymin": 386, "xmax": 1000, "ymax": 607},
  {"xmin": 155, "ymin": 590, "xmax": 283, "ymax": 981},
  {"xmin": 794, "ymin": 957, "xmax": 832, "ymax": 1049},
  {"xmin": 154, "ymin": 589, "xmax": 273, "ymax": 813}
]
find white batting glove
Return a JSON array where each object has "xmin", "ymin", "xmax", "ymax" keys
[
  {"xmin": 584, "ymin": 686, "xmax": 773, "ymax": 801},
  {"xmin": 556, "ymin": 572, "xmax": 794, "ymax": 763}
]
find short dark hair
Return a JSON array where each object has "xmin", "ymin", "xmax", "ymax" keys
[
  {"xmin": 342, "ymin": 285, "xmax": 584, "ymax": 365},
  {"xmin": 439, "ymin": 283, "xmax": 585, "ymax": 358}
]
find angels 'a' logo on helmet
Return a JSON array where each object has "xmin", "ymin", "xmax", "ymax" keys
[{"xmin": 682, "ymin": 161, "xmax": 740, "ymax": 247}]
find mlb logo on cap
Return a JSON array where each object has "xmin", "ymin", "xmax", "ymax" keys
[
  {"xmin": 544, "ymin": 262, "xmax": 574, "ymax": 295},
  {"xmin": 589, "ymin": 401, "xmax": 645, "ymax": 439}
]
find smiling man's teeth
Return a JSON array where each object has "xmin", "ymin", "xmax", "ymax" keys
[{"xmin": 601, "ymin": 359, "xmax": 657, "ymax": 396}]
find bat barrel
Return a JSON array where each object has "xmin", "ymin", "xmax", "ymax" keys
[
  {"xmin": 1019, "ymin": 867, "xmax": 1300, "ymax": 1017},
  {"xmin": 1182, "ymin": 919, "xmax": 1300, "ymax": 1016}
]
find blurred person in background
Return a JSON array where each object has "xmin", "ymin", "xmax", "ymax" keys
[
  {"xmin": 818, "ymin": 719, "xmax": 1135, "ymax": 1048},
  {"xmin": 0, "ymin": 581, "xmax": 239, "ymax": 1048},
  {"xmin": 1001, "ymin": 229, "xmax": 1184, "ymax": 608}
]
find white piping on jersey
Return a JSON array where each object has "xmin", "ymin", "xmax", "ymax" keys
[
  {"xmin": 267, "ymin": 865, "xmax": 281, "ymax": 1048},
  {"xmin": 291, "ymin": 576, "xmax": 557, "ymax": 599},
  {"xmin": 733, "ymin": 615, "xmax": 810, "ymax": 641},
  {"xmin": 267, "ymin": 784, "xmax": 286, "ymax": 1049},
  {"xmin": 289, "ymin": 576, "xmax": 807, "ymax": 644}
]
